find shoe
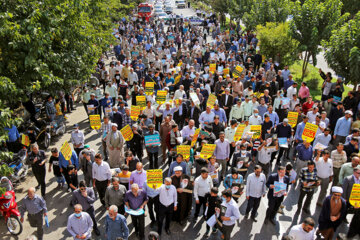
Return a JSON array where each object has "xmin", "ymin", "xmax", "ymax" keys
[
  {"xmin": 343, "ymin": 218, "xmax": 349, "ymax": 224},
  {"xmin": 165, "ymin": 229, "xmax": 171, "ymax": 235},
  {"xmin": 94, "ymin": 228, "xmax": 100, "ymax": 236},
  {"xmin": 60, "ymin": 183, "xmax": 64, "ymax": 188},
  {"xmin": 57, "ymin": 183, "xmax": 61, "ymax": 189},
  {"xmin": 303, "ymin": 208, "xmax": 310, "ymax": 214},
  {"xmin": 35, "ymin": 185, "xmax": 40, "ymax": 190},
  {"xmin": 221, "ymin": 234, "xmax": 225, "ymax": 239},
  {"xmin": 244, "ymin": 213, "xmax": 249, "ymax": 219},
  {"xmin": 150, "ymin": 221, "xmax": 156, "ymax": 229},
  {"xmin": 204, "ymin": 229, "xmax": 210, "ymax": 237},
  {"xmin": 251, "ymin": 216, "xmax": 257, "ymax": 222},
  {"xmin": 212, "ymin": 229, "xmax": 218, "ymax": 234},
  {"xmin": 277, "ymin": 209, "xmax": 284, "ymax": 214},
  {"xmin": 193, "ymin": 216, "xmax": 198, "ymax": 222},
  {"xmin": 269, "ymin": 219, "xmax": 276, "ymax": 225},
  {"xmin": 264, "ymin": 219, "xmax": 268, "ymax": 224},
  {"xmin": 280, "ymin": 205, "xmax": 285, "ymax": 209},
  {"xmin": 180, "ymin": 220, "xmax": 186, "ymax": 226}
]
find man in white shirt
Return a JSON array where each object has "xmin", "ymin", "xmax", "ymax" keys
[
  {"xmin": 92, "ymin": 153, "xmax": 111, "ymax": 206},
  {"xmin": 181, "ymin": 119, "xmax": 195, "ymax": 142},
  {"xmin": 71, "ymin": 124, "xmax": 85, "ymax": 157},
  {"xmin": 155, "ymin": 177, "xmax": 177, "ymax": 236},
  {"xmin": 314, "ymin": 150, "xmax": 333, "ymax": 206},
  {"xmin": 286, "ymin": 82, "xmax": 298, "ymax": 98},
  {"xmin": 306, "ymin": 107, "xmax": 319, "ymax": 123},
  {"xmin": 245, "ymin": 165, "xmax": 267, "ymax": 222},
  {"xmin": 249, "ymin": 109, "xmax": 263, "ymax": 125},
  {"xmin": 174, "ymin": 85, "xmax": 186, "ymax": 100},
  {"xmin": 217, "ymin": 189, "xmax": 240, "ymax": 240},
  {"xmin": 193, "ymin": 168, "xmax": 213, "ymax": 220},
  {"xmin": 288, "ymin": 217, "xmax": 316, "ymax": 240}
]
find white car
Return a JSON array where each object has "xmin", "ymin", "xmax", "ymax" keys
[
  {"xmin": 164, "ymin": 6, "xmax": 173, "ymax": 14},
  {"xmin": 175, "ymin": 0, "xmax": 186, "ymax": 8},
  {"xmin": 157, "ymin": 12, "xmax": 170, "ymax": 21}
]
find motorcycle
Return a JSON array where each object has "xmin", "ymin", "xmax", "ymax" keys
[
  {"xmin": 44, "ymin": 115, "xmax": 66, "ymax": 149},
  {"xmin": 0, "ymin": 177, "xmax": 23, "ymax": 235},
  {"xmin": 7, "ymin": 148, "xmax": 28, "ymax": 184}
]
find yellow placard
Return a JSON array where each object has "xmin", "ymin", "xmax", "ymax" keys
[
  {"xmin": 156, "ymin": 90, "xmax": 167, "ymax": 104},
  {"xmin": 223, "ymin": 68, "xmax": 229, "ymax": 77},
  {"xmin": 250, "ymin": 125, "xmax": 261, "ymax": 139},
  {"xmin": 89, "ymin": 114, "xmax": 101, "ymax": 130},
  {"xmin": 174, "ymin": 75, "xmax": 181, "ymax": 85},
  {"xmin": 21, "ymin": 134, "xmax": 30, "ymax": 147},
  {"xmin": 302, "ymin": 122, "xmax": 318, "ymax": 143},
  {"xmin": 177, "ymin": 61, "xmax": 183, "ymax": 67},
  {"xmin": 147, "ymin": 169, "xmax": 163, "ymax": 189},
  {"xmin": 191, "ymin": 128, "xmax": 201, "ymax": 147},
  {"xmin": 207, "ymin": 94, "xmax": 217, "ymax": 109},
  {"xmin": 177, "ymin": 145, "xmax": 191, "ymax": 159},
  {"xmin": 130, "ymin": 105, "xmax": 141, "ymax": 121},
  {"xmin": 200, "ymin": 144, "xmax": 216, "ymax": 159},
  {"xmin": 209, "ymin": 63, "xmax": 216, "ymax": 73},
  {"xmin": 120, "ymin": 124, "xmax": 134, "ymax": 141},
  {"xmin": 233, "ymin": 65, "xmax": 243, "ymax": 78},
  {"xmin": 287, "ymin": 112, "xmax": 299, "ymax": 128},
  {"xmin": 60, "ymin": 141, "xmax": 72, "ymax": 161},
  {"xmin": 350, "ymin": 184, "xmax": 360, "ymax": 207},
  {"xmin": 145, "ymin": 82, "xmax": 154, "ymax": 96},
  {"xmin": 234, "ymin": 124, "xmax": 246, "ymax": 142},
  {"xmin": 136, "ymin": 95, "xmax": 146, "ymax": 110}
]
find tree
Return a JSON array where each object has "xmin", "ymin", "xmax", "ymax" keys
[
  {"xmin": 256, "ymin": 22, "xmax": 299, "ymax": 67},
  {"xmin": 341, "ymin": 0, "xmax": 360, "ymax": 19},
  {"xmin": 290, "ymin": 0, "xmax": 346, "ymax": 79},
  {"xmin": 242, "ymin": 0, "xmax": 292, "ymax": 30},
  {"xmin": 322, "ymin": 12, "xmax": 360, "ymax": 86}
]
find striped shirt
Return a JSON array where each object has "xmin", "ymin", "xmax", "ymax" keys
[{"xmin": 299, "ymin": 167, "xmax": 318, "ymax": 192}]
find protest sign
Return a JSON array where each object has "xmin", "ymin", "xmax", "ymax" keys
[
  {"xmin": 278, "ymin": 137, "xmax": 288, "ymax": 148},
  {"xmin": 174, "ymin": 75, "xmax": 181, "ymax": 85},
  {"xmin": 147, "ymin": 169, "xmax": 163, "ymax": 189},
  {"xmin": 60, "ymin": 141, "xmax": 72, "ymax": 161},
  {"xmin": 314, "ymin": 143, "xmax": 328, "ymax": 150},
  {"xmin": 177, "ymin": 145, "xmax": 191, "ymax": 159},
  {"xmin": 302, "ymin": 122, "xmax": 318, "ymax": 142},
  {"xmin": 120, "ymin": 125, "xmax": 134, "ymax": 141},
  {"xmin": 287, "ymin": 112, "xmax": 299, "ymax": 128},
  {"xmin": 250, "ymin": 125, "xmax": 261, "ymax": 139},
  {"xmin": 207, "ymin": 94, "xmax": 217, "ymax": 109},
  {"xmin": 217, "ymin": 66, "xmax": 224, "ymax": 74},
  {"xmin": 223, "ymin": 68, "xmax": 229, "ymax": 77},
  {"xmin": 234, "ymin": 124, "xmax": 246, "ymax": 141},
  {"xmin": 282, "ymin": 98, "xmax": 290, "ymax": 109},
  {"xmin": 274, "ymin": 181, "xmax": 287, "ymax": 197},
  {"xmin": 209, "ymin": 63, "xmax": 216, "ymax": 73},
  {"xmin": 144, "ymin": 134, "xmax": 161, "ymax": 147},
  {"xmin": 156, "ymin": 90, "xmax": 167, "ymax": 104},
  {"xmin": 125, "ymin": 206, "xmax": 145, "ymax": 216},
  {"xmin": 145, "ymin": 82, "xmax": 154, "ymax": 95},
  {"xmin": 130, "ymin": 105, "xmax": 141, "ymax": 121},
  {"xmin": 21, "ymin": 134, "xmax": 30, "ymax": 147},
  {"xmin": 231, "ymin": 183, "xmax": 244, "ymax": 198},
  {"xmin": 89, "ymin": 114, "xmax": 101, "ymax": 130},
  {"xmin": 136, "ymin": 95, "xmax": 146, "ymax": 110},
  {"xmin": 333, "ymin": 96, "xmax": 342, "ymax": 104},
  {"xmin": 200, "ymin": 144, "xmax": 216, "ymax": 159},
  {"xmin": 191, "ymin": 128, "xmax": 201, "ymax": 147},
  {"xmin": 350, "ymin": 184, "xmax": 360, "ymax": 207},
  {"xmin": 190, "ymin": 92, "xmax": 200, "ymax": 106},
  {"xmin": 233, "ymin": 65, "xmax": 243, "ymax": 78}
]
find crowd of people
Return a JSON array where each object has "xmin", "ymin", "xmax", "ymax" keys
[{"xmin": 12, "ymin": 6, "xmax": 360, "ymax": 240}]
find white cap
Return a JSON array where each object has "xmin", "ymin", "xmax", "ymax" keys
[
  {"xmin": 345, "ymin": 110, "xmax": 353, "ymax": 115},
  {"xmin": 112, "ymin": 123, "xmax": 118, "ymax": 128},
  {"xmin": 332, "ymin": 186, "xmax": 343, "ymax": 194},
  {"xmin": 174, "ymin": 166, "xmax": 183, "ymax": 172}
]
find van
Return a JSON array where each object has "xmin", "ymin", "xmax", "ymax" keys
[{"xmin": 176, "ymin": 0, "xmax": 186, "ymax": 8}]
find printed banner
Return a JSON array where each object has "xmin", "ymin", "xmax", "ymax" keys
[
  {"xmin": 136, "ymin": 95, "xmax": 146, "ymax": 110},
  {"xmin": 125, "ymin": 206, "xmax": 145, "ymax": 216},
  {"xmin": 302, "ymin": 122, "xmax": 318, "ymax": 142},
  {"xmin": 144, "ymin": 134, "xmax": 161, "ymax": 147},
  {"xmin": 60, "ymin": 141, "xmax": 72, "ymax": 161},
  {"xmin": 250, "ymin": 125, "xmax": 261, "ymax": 139},
  {"xmin": 287, "ymin": 112, "xmax": 298, "ymax": 128},
  {"xmin": 156, "ymin": 90, "xmax": 167, "ymax": 104},
  {"xmin": 209, "ymin": 63, "xmax": 216, "ymax": 73},
  {"xmin": 223, "ymin": 68, "xmax": 229, "ymax": 77},
  {"xmin": 21, "ymin": 134, "xmax": 30, "ymax": 147},
  {"xmin": 89, "ymin": 114, "xmax": 101, "ymax": 130},
  {"xmin": 333, "ymin": 96, "xmax": 342, "ymax": 104},
  {"xmin": 282, "ymin": 98, "xmax": 290, "ymax": 109},
  {"xmin": 120, "ymin": 125, "xmax": 134, "ymax": 141},
  {"xmin": 350, "ymin": 184, "xmax": 360, "ymax": 207},
  {"xmin": 145, "ymin": 82, "xmax": 154, "ymax": 96},
  {"xmin": 233, "ymin": 124, "xmax": 246, "ymax": 142},
  {"xmin": 191, "ymin": 128, "xmax": 201, "ymax": 147},
  {"xmin": 147, "ymin": 169, "xmax": 163, "ymax": 189},
  {"xmin": 278, "ymin": 137, "xmax": 288, "ymax": 148},
  {"xmin": 274, "ymin": 181, "xmax": 287, "ymax": 197},
  {"xmin": 233, "ymin": 65, "xmax": 243, "ymax": 78},
  {"xmin": 190, "ymin": 92, "xmax": 200, "ymax": 106},
  {"xmin": 200, "ymin": 144, "xmax": 216, "ymax": 159},
  {"xmin": 177, "ymin": 145, "xmax": 191, "ymax": 159},
  {"xmin": 174, "ymin": 75, "xmax": 181, "ymax": 85},
  {"xmin": 207, "ymin": 94, "xmax": 217, "ymax": 109},
  {"xmin": 130, "ymin": 105, "xmax": 141, "ymax": 121}
]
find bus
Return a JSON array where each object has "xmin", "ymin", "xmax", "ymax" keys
[{"xmin": 138, "ymin": 3, "xmax": 153, "ymax": 22}]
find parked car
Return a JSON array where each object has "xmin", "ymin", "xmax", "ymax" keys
[
  {"xmin": 175, "ymin": 0, "xmax": 186, "ymax": 8},
  {"xmin": 164, "ymin": 6, "xmax": 173, "ymax": 14},
  {"xmin": 158, "ymin": 12, "xmax": 171, "ymax": 21}
]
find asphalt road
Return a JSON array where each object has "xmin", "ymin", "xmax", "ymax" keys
[{"xmin": 0, "ymin": 5, "xmax": 358, "ymax": 240}]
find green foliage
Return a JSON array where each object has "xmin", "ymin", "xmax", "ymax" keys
[
  {"xmin": 289, "ymin": 0, "xmax": 346, "ymax": 78},
  {"xmin": 256, "ymin": 22, "xmax": 299, "ymax": 67},
  {"xmin": 322, "ymin": 12, "xmax": 360, "ymax": 86},
  {"xmin": 341, "ymin": 0, "xmax": 360, "ymax": 18},
  {"xmin": 108, "ymin": 0, "xmax": 137, "ymax": 22},
  {"xmin": 242, "ymin": 0, "xmax": 292, "ymax": 30}
]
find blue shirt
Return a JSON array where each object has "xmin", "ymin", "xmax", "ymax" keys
[
  {"xmin": 5, "ymin": 125, "xmax": 20, "ymax": 142},
  {"xmin": 283, "ymin": 79, "xmax": 294, "ymax": 91},
  {"xmin": 143, "ymin": 182, "xmax": 160, "ymax": 198},
  {"xmin": 334, "ymin": 117, "xmax": 352, "ymax": 137},
  {"xmin": 257, "ymin": 105, "xmax": 268, "ymax": 118},
  {"xmin": 296, "ymin": 144, "xmax": 313, "ymax": 161},
  {"xmin": 59, "ymin": 150, "xmax": 79, "ymax": 170},
  {"xmin": 295, "ymin": 122, "xmax": 306, "ymax": 141},
  {"xmin": 223, "ymin": 174, "xmax": 243, "ymax": 189},
  {"xmin": 264, "ymin": 111, "xmax": 279, "ymax": 126},
  {"xmin": 212, "ymin": 108, "xmax": 227, "ymax": 123},
  {"xmin": 105, "ymin": 213, "xmax": 129, "ymax": 240}
]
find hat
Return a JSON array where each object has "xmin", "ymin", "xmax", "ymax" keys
[
  {"xmin": 201, "ymin": 167, "xmax": 209, "ymax": 173},
  {"xmin": 148, "ymin": 124, "xmax": 155, "ymax": 129},
  {"xmin": 111, "ymin": 123, "xmax": 118, "ymax": 128},
  {"xmin": 331, "ymin": 186, "xmax": 343, "ymax": 194},
  {"xmin": 283, "ymin": 118, "xmax": 289, "ymax": 123},
  {"xmin": 174, "ymin": 166, "xmax": 183, "ymax": 172},
  {"xmin": 165, "ymin": 102, "xmax": 171, "ymax": 105},
  {"xmin": 319, "ymin": 122, "xmax": 326, "ymax": 129},
  {"xmin": 84, "ymin": 144, "xmax": 90, "ymax": 149},
  {"xmin": 225, "ymin": 88, "xmax": 230, "ymax": 92},
  {"xmin": 73, "ymin": 124, "xmax": 79, "ymax": 129},
  {"xmin": 345, "ymin": 110, "xmax": 353, "ymax": 115},
  {"xmin": 90, "ymin": 93, "xmax": 95, "ymax": 96}
]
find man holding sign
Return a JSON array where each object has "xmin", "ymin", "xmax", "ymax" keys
[
  {"xmin": 214, "ymin": 132, "xmax": 230, "ymax": 180},
  {"xmin": 144, "ymin": 124, "xmax": 160, "ymax": 169}
]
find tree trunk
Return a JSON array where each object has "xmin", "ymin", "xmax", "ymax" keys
[{"xmin": 302, "ymin": 51, "xmax": 311, "ymax": 79}]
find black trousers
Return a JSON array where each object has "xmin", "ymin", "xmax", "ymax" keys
[
  {"xmin": 95, "ymin": 180, "xmax": 108, "ymax": 205},
  {"xmin": 74, "ymin": 147, "xmax": 84, "ymax": 158},
  {"xmin": 147, "ymin": 195, "xmax": 159, "ymax": 222},
  {"xmin": 245, "ymin": 196, "xmax": 261, "ymax": 218},
  {"xmin": 148, "ymin": 152, "xmax": 159, "ymax": 169},
  {"xmin": 348, "ymin": 210, "xmax": 360, "ymax": 238},
  {"xmin": 28, "ymin": 211, "xmax": 43, "ymax": 240},
  {"xmin": 219, "ymin": 224, "xmax": 235, "ymax": 240},
  {"xmin": 102, "ymin": 140, "xmax": 108, "ymax": 160},
  {"xmin": 297, "ymin": 189, "xmax": 314, "ymax": 211},
  {"xmin": 194, "ymin": 196, "xmax": 207, "ymax": 218},
  {"xmin": 265, "ymin": 196, "xmax": 284, "ymax": 220},
  {"xmin": 229, "ymin": 145, "xmax": 235, "ymax": 167},
  {"xmin": 131, "ymin": 214, "xmax": 145, "ymax": 238},
  {"xmin": 32, "ymin": 166, "xmax": 46, "ymax": 197},
  {"xmin": 158, "ymin": 203, "xmax": 174, "ymax": 235},
  {"xmin": 85, "ymin": 206, "xmax": 98, "ymax": 230}
]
